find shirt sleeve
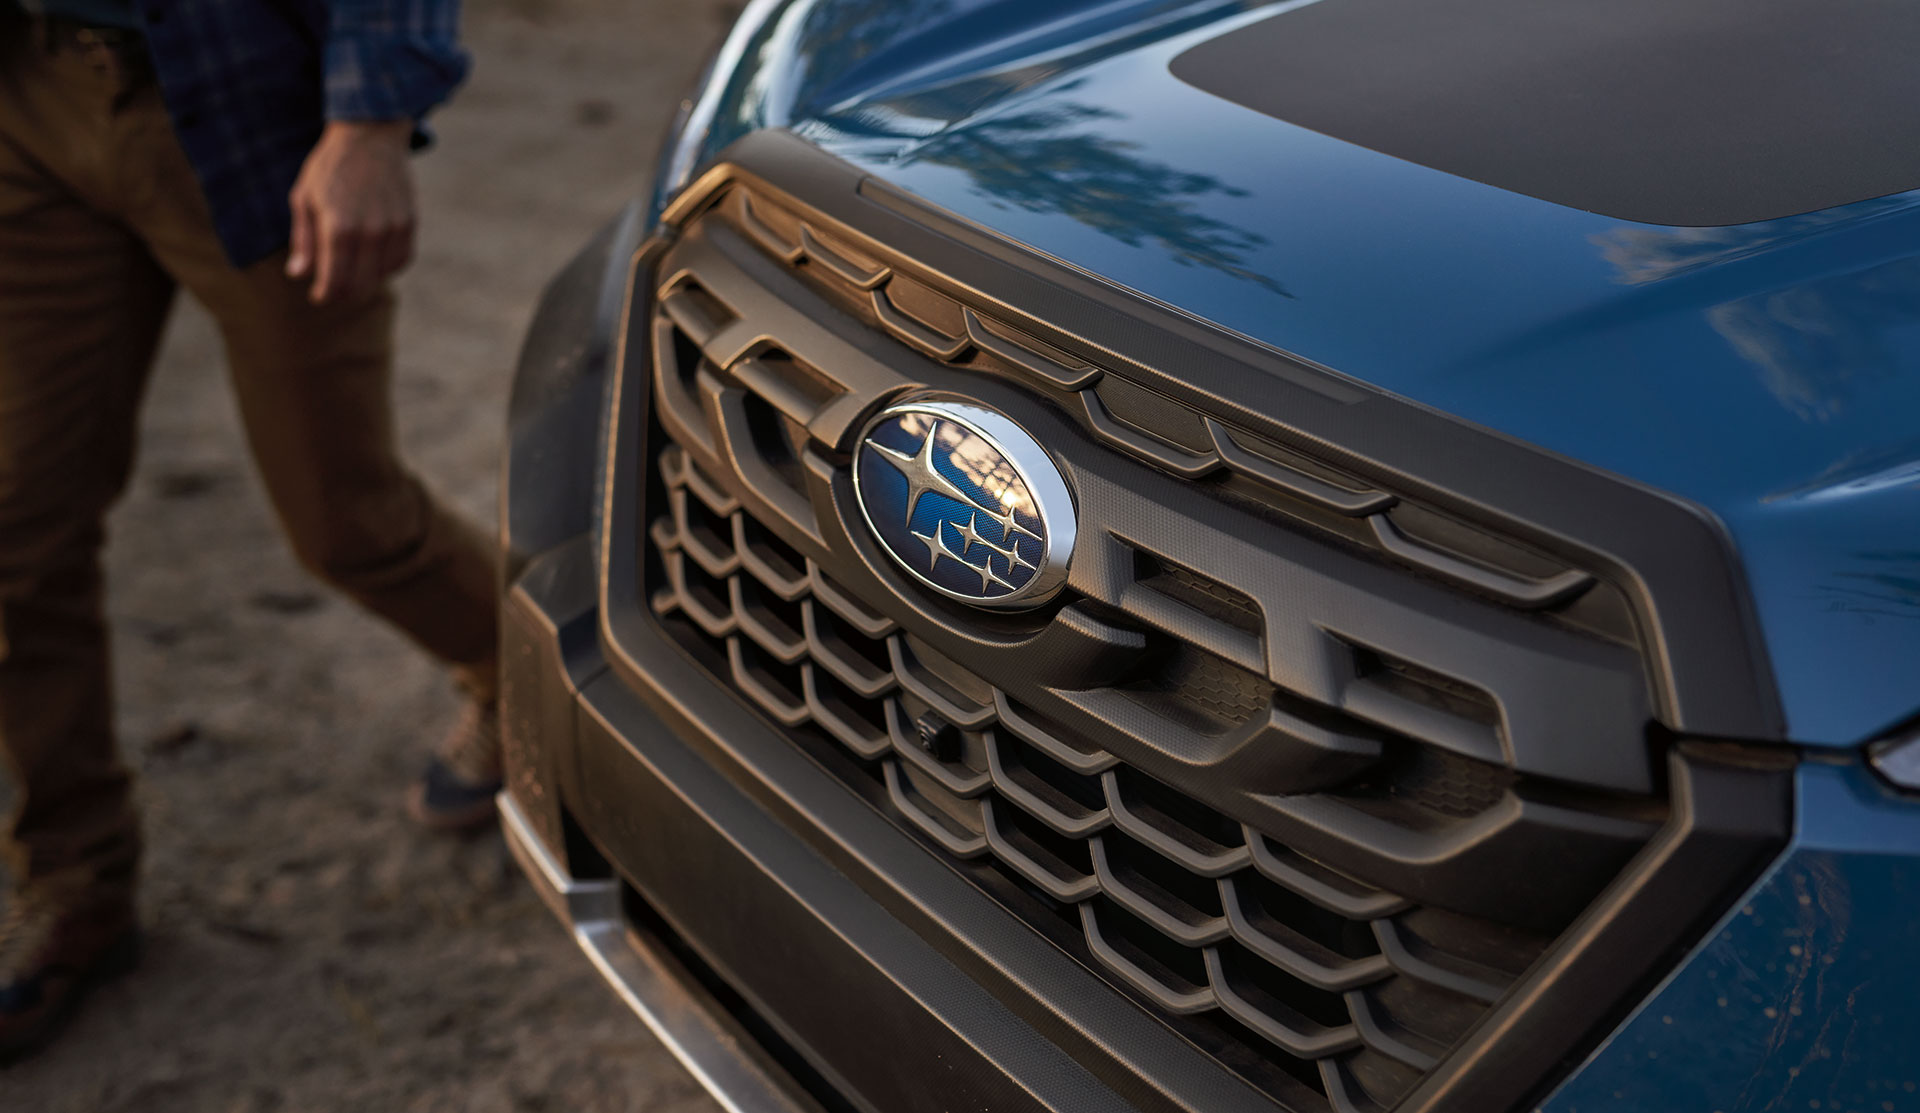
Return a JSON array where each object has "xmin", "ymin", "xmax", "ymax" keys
[{"xmin": 323, "ymin": 0, "xmax": 472, "ymax": 122}]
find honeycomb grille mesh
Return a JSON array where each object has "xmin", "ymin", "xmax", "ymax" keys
[{"xmin": 648, "ymin": 442, "xmax": 1546, "ymax": 1112}]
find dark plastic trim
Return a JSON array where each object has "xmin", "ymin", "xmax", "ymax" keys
[
  {"xmin": 1395, "ymin": 743, "xmax": 1793, "ymax": 1113},
  {"xmin": 501, "ymin": 199, "xmax": 645, "ymax": 583},
  {"xmin": 662, "ymin": 132, "xmax": 1780, "ymax": 743},
  {"xmin": 497, "ymin": 133, "xmax": 1796, "ymax": 1113}
]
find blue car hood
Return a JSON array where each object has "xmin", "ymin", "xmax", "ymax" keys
[{"xmin": 689, "ymin": 0, "xmax": 1920, "ymax": 746}]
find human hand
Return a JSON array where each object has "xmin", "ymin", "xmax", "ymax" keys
[{"xmin": 286, "ymin": 120, "xmax": 417, "ymax": 304}]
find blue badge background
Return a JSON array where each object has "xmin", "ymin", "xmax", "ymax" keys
[{"xmin": 856, "ymin": 413, "xmax": 1046, "ymax": 600}]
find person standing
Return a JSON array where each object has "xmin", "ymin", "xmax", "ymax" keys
[{"xmin": 0, "ymin": 0, "xmax": 505, "ymax": 1061}]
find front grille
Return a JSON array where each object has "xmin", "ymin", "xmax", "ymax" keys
[
  {"xmin": 625, "ymin": 161, "xmax": 1760, "ymax": 1113},
  {"xmin": 651, "ymin": 440, "xmax": 1588, "ymax": 1108}
]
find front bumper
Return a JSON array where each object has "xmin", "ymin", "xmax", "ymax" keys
[
  {"xmin": 503, "ymin": 539, "xmax": 1920, "ymax": 1113},
  {"xmin": 499, "ymin": 787, "xmax": 813, "ymax": 1113},
  {"xmin": 498, "ymin": 534, "xmax": 1289, "ymax": 1113}
]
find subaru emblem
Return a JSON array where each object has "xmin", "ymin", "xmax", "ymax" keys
[{"xmin": 853, "ymin": 399, "xmax": 1075, "ymax": 609}]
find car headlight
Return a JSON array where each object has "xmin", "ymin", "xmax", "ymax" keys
[{"xmin": 1870, "ymin": 720, "xmax": 1920, "ymax": 790}]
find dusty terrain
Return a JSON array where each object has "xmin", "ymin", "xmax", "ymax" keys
[{"xmin": 4, "ymin": 1, "xmax": 737, "ymax": 1109}]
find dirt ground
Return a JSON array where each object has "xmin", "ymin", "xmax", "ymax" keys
[{"xmin": 4, "ymin": 1, "xmax": 741, "ymax": 1109}]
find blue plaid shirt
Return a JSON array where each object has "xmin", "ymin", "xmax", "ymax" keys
[{"xmin": 137, "ymin": 0, "xmax": 469, "ymax": 266}]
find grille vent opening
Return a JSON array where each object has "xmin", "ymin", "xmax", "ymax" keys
[
  {"xmin": 1119, "ymin": 640, "xmax": 1272, "ymax": 735},
  {"xmin": 1341, "ymin": 640, "xmax": 1509, "ymax": 770},
  {"xmin": 1091, "ymin": 896, "xmax": 1213, "ymax": 997},
  {"xmin": 734, "ymin": 348, "xmax": 841, "ymax": 421},
  {"xmin": 999, "ymin": 732, "xmax": 1109, "ymax": 816},
  {"xmin": 972, "ymin": 313, "xmax": 1098, "ymax": 378},
  {"xmin": 1214, "ymin": 940, "xmax": 1352, "ymax": 1029},
  {"xmin": 663, "ymin": 278, "xmax": 738, "ymax": 338},
  {"xmin": 739, "ymin": 390, "xmax": 809, "ymax": 494},
  {"xmin": 1108, "ymin": 765, "xmax": 1245, "ymax": 857},
  {"xmin": 1132, "ymin": 548, "xmax": 1264, "ymax": 637},
  {"xmin": 738, "ymin": 513, "xmax": 806, "ymax": 586},
  {"xmin": 1000, "ymin": 696, "xmax": 1114, "ymax": 769},
  {"xmin": 667, "ymin": 324, "xmax": 705, "ymax": 391},
  {"xmin": 1349, "ymin": 646, "xmax": 1501, "ymax": 731},
  {"xmin": 802, "ymin": 225, "xmax": 887, "ymax": 285},
  {"xmin": 1231, "ymin": 428, "xmax": 1385, "ymax": 502},
  {"xmin": 1235, "ymin": 870, "xmax": 1379, "ymax": 962},
  {"xmin": 1358, "ymin": 741, "xmax": 1517, "ymax": 822}
]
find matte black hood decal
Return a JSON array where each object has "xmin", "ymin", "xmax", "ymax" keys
[{"xmin": 1172, "ymin": 0, "xmax": 1920, "ymax": 227}]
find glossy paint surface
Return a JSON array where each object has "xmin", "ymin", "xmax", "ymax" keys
[
  {"xmin": 659, "ymin": 0, "xmax": 1920, "ymax": 746},
  {"xmin": 1542, "ymin": 762, "xmax": 1920, "ymax": 1113}
]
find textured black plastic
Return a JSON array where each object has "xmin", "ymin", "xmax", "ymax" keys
[
  {"xmin": 533, "ymin": 556, "xmax": 1790, "ymax": 1113},
  {"xmin": 638, "ymin": 203, "xmax": 1640, "ymax": 1105},
  {"xmin": 552, "ymin": 135, "xmax": 1796, "ymax": 1113},
  {"xmin": 573, "ymin": 675, "xmax": 1109, "ymax": 1113},
  {"xmin": 498, "ymin": 201, "xmax": 651, "ymax": 863},
  {"xmin": 499, "ymin": 534, "xmax": 608, "ymax": 866},
  {"xmin": 502, "ymin": 199, "xmax": 645, "ymax": 582},
  {"xmin": 812, "ymin": 168, "xmax": 1781, "ymax": 743}
]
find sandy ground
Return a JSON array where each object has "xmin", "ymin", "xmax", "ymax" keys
[{"xmin": 4, "ymin": 2, "xmax": 738, "ymax": 1109}]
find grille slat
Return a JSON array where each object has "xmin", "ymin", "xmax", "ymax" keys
[
  {"xmin": 885, "ymin": 761, "xmax": 991, "ymax": 858},
  {"xmin": 982, "ymin": 796, "xmax": 1103, "ymax": 902},
  {"xmin": 1105, "ymin": 771, "xmax": 1252, "ymax": 876},
  {"xmin": 802, "ymin": 603, "xmax": 894, "ymax": 698},
  {"xmin": 1221, "ymin": 878, "xmax": 1393, "ymax": 993}
]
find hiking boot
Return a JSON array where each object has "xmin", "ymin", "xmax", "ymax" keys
[
  {"xmin": 406, "ymin": 698, "xmax": 503, "ymax": 833},
  {"xmin": 0, "ymin": 890, "xmax": 139, "ymax": 1067}
]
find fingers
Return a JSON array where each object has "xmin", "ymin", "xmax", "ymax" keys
[
  {"xmin": 286, "ymin": 188, "xmax": 316, "ymax": 280},
  {"xmin": 287, "ymin": 120, "xmax": 420, "ymax": 305},
  {"xmin": 310, "ymin": 216, "xmax": 346, "ymax": 304},
  {"xmin": 304, "ymin": 210, "xmax": 415, "ymax": 305},
  {"xmin": 307, "ymin": 218, "xmax": 413, "ymax": 305}
]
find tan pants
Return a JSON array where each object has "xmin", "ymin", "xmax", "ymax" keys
[{"xmin": 0, "ymin": 31, "xmax": 497, "ymax": 906}]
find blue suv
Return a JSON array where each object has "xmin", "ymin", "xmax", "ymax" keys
[{"xmin": 496, "ymin": 2, "xmax": 1920, "ymax": 1111}]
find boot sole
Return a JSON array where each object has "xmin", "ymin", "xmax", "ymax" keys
[
  {"xmin": 405, "ymin": 783, "xmax": 501, "ymax": 834},
  {"xmin": 0, "ymin": 927, "xmax": 141, "ymax": 1068}
]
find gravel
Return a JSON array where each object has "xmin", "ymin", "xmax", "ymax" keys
[{"xmin": 3, "ymin": 2, "xmax": 739, "ymax": 1108}]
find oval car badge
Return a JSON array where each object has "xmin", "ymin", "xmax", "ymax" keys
[{"xmin": 853, "ymin": 399, "xmax": 1075, "ymax": 609}]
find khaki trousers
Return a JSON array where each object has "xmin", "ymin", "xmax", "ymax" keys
[{"xmin": 0, "ymin": 32, "xmax": 497, "ymax": 906}]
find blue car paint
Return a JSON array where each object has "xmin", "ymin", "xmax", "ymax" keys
[
  {"xmin": 661, "ymin": 0, "xmax": 1920, "ymax": 749},
  {"xmin": 1542, "ymin": 761, "xmax": 1920, "ymax": 1113},
  {"xmin": 649, "ymin": 3, "xmax": 1920, "ymax": 1105}
]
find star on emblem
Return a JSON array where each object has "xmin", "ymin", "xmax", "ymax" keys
[
  {"xmin": 910, "ymin": 521, "xmax": 966, "ymax": 573},
  {"xmin": 985, "ymin": 498, "xmax": 1041, "ymax": 544},
  {"xmin": 864, "ymin": 410, "xmax": 1056, "ymax": 601},
  {"xmin": 956, "ymin": 512, "xmax": 1033, "ymax": 573},
  {"xmin": 868, "ymin": 421, "xmax": 979, "ymax": 525}
]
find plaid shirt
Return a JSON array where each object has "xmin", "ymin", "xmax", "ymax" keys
[{"xmin": 140, "ymin": 0, "xmax": 469, "ymax": 266}]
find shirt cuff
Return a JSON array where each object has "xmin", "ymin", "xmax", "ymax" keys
[{"xmin": 324, "ymin": 36, "xmax": 472, "ymax": 123}]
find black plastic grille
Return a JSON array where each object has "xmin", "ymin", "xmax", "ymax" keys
[
  {"xmin": 636, "ymin": 180, "xmax": 1680, "ymax": 1113},
  {"xmin": 651, "ymin": 441, "xmax": 1579, "ymax": 1110}
]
